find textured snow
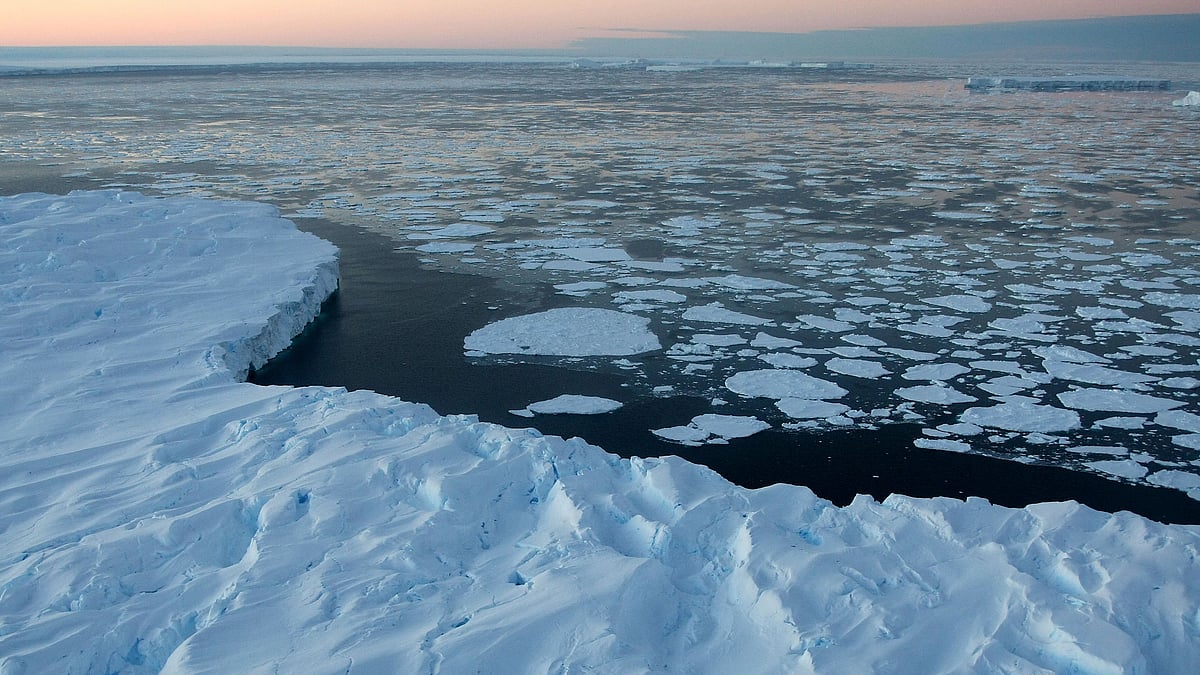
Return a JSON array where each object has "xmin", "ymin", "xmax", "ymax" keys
[
  {"xmin": 4, "ymin": 192, "xmax": 1200, "ymax": 673},
  {"xmin": 464, "ymin": 307, "xmax": 661, "ymax": 356}
]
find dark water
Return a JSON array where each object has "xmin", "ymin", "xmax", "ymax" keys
[{"xmin": 251, "ymin": 216, "xmax": 1200, "ymax": 524}]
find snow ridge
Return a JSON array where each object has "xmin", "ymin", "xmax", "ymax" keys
[{"xmin": 2, "ymin": 192, "xmax": 1199, "ymax": 673}]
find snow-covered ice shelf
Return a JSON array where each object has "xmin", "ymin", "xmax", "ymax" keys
[{"xmin": 3, "ymin": 190, "xmax": 1200, "ymax": 672}]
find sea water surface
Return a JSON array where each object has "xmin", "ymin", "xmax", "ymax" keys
[{"xmin": 3, "ymin": 58, "xmax": 1199, "ymax": 520}]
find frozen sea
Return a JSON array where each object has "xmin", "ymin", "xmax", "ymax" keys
[{"xmin": 3, "ymin": 58, "xmax": 1200, "ymax": 519}]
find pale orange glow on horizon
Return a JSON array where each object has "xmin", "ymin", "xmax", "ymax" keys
[{"xmin": 2, "ymin": 1, "xmax": 1196, "ymax": 49}]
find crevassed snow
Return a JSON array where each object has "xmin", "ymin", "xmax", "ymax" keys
[
  {"xmin": 3, "ymin": 192, "xmax": 1200, "ymax": 674},
  {"xmin": 464, "ymin": 307, "xmax": 661, "ymax": 356}
]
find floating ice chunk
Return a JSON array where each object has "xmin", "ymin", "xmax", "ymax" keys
[
  {"xmin": 703, "ymin": 274, "xmax": 796, "ymax": 291},
  {"xmin": 795, "ymin": 315, "xmax": 855, "ymax": 332},
  {"xmin": 961, "ymin": 401, "xmax": 1081, "ymax": 433},
  {"xmin": 1068, "ymin": 445, "xmax": 1128, "ymax": 456},
  {"xmin": 525, "ymin": 395, "xmax": 623, "ymax": 415},
  {"xmin": 556, "ymin": 281, "xmax": 607, "ymax": 296},
  {"xmin": 682, "ymin": 303, "xmax": 773, "ymax": 326},
  {"xmin": 1087, "ymin": 460, "xmax": 1148, "ymax": 480},
  {"xmin": 826, "ymin": 358, "xmax": 891, "ymax": 379},
  {"xmin": 759, "ymin": 353, "xmax": 818, "ymax": 369},
  {"xmin": 726, "ymin": 369, "xmax": 848, "ymax": 400},
  {"xmin": 692, "ymin": 333, "xmax": 747, "ymax": 347},
  {"xmin": 652, "ymin": 413, "xmax": 769, "ymax": 445},
  {"xmin": 465, "ymin": 308, "xmax": 661, "ymax": 356},
  {"xmin": 896, "ymin": 384, "xmax": 977, "ymax": 405},
  {"xmin": 1057, "ymin": 388, "xmax": 1184, "ymax": 413},
  {"xmin": 775, "ymin": 398, "xmax": 851, "ymax": 419},
  {"xmin": 1144, "ymin": 292, "xmax": 1200, "ymax": 309},
  {"xmin": 923, "ymin": 294, "xmax": 992, "ymax": 313},
  {"xmin": 1042, "ymin": 360, "xmax": 1157, "ymax": 387},
  {"xmin": 902, "ymin": 363, "xmax": 971, "ymax": 381},
  {"xmin": 881, "ymin": 348, "xmax": 940, "ymax": 362},
  {"xmin": 692, "ymin": 414, "xmax": 771, "ymax": 439},
  {"xmin": 1174, "ymin": 91, "xmax": 1200, "ymax": 106},
  {"xmin": 558, "ymin": 247, "xmax": 632, "ymax": 263},
  {"xmin": 415, "ymin": 241, "xmax": 476, "ymax": 254},
  {"xmin": 614, "ymin": 289, "xmax": 688, "ymax": 304},
  {"xmin": 914, "ymin": 438, "xmax": 972, "ymax": 453},
  {"xmin": 410, "ymin": 222, "xmax": 495, "ymax": 239},
  {"xmin": 1147, "ymin": 470, "xmax": 1200, "ymax": 493},
  {"xmin": 1155, "ymin": 410, "xmax": 1200, "ymax": 433},
  {"xmin": 751, "ymin": 332, "xmax": 802, "ymax": 349},
  {"xmin": 1094, "ymin": 416, "xmax": 1147, "ymax": 430},
  {"xmin": 933, "ymin": 211, "xmax": 993, "ymax": 222},
  {"xmin": 1032, "ymin": 345, "xmax": 1111, "ymax": 364}
]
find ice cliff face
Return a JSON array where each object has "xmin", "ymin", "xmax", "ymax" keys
[{"xmin": 2, "ymin": 191, "xmax": 1199, "ymax": 674}]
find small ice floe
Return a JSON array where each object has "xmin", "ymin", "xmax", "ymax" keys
[
  {"xmin": 726, "ymin": 369, "xmax": 848, "ymax": 400},
  {"xmin": 914, "ymin": 438, "xmax": 973, "ymax": 453},
  {"xmin": 1087, "ymin": 460, "xmax": 1149, "ymax": 480},
  {"xmin": 465, "ymin": 308, "xmax": 661, "ymax": 357},
  {"xmin": 407, "ymin": 222, "xmax": 495, "ymax": 239},
  {"xmin": 1172, "ymin": 91, "xmax": 1200, "ymax": 107},
  {"xmin": 652, "ymin": 414, "xmax": 770, "ymax": 445},
  {"xmin": 825, "ymin": 358, "xmax": 891, "ymax": 379},
  {"xmin": 1057, "ymin": 388, "xmax": 1184, "ymax": 414},
  {"xmin": 922, "ymin": 294, "xmax": 992, "ymax": 313},
  {"xmin": 896, "ymin": 384, "xmax": 977, "ymax": 405},
  {"xmin": 682, "ymin": 302, "xmax": 773, "ymax": 326},
  {"xmin": 961, "ymin": 399, "xmax": 1081, "ymax": 433},
  {"xmin": 514, "ymin": 394, "xmax": 624, "ymax": 416},
  {"xmin": 901, "ymin": 363, "xmax": 971, "ymax": 381},
  {"xmin": 775, "ymin": 398, "xmax": 851, "ymax": 420}
]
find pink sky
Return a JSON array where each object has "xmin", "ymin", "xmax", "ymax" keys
[{"xmin": 2, "ymin": 1, "xmax": 1195, "ymax": 49}]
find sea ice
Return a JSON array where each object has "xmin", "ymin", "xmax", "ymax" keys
[
  {"xmin": 464, "ymin": 308, "xmax": 661, "ymax": 356},
  {"xmin": 825, "ymin": 357, "xmax": 891, "ymax": 379},
  {"xmin": 5, "ymin": 192, "xmax": 1200, "ymax": 674},
  {"xmin": 726, "ymin": 369, "xmax": 848, "ymax": 400},
  {"xmin": 525, "ymin": 394, "xmax": 624, "ymax": 415},
  {"xmin": 896, "ymin": 384, "xmax": 977, "ymax": 405},
  {"xmin": 961, "ymin": 400, "xmax": 1081, "ymax": 433},
  {"xmin": 682, "ymin": 302, "xmax": 773, "ymax": 326},
  {"xmin": 1057, "ymin": 388, "xmax": 1184, "ymax": 413},
  {"xmin": 652, "ymin": 414, "xmax": 770, "ymax": 445}
]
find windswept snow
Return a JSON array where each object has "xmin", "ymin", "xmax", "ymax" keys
[{"xmin": 2, "ymin": 192, "xmax": 1200, "ymax": 673}]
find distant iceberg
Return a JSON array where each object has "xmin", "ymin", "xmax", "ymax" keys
[
  {"xmin": 966, "ymin": 76, "xmax": 1171, "ymax": 91},
  {"xmin": 1173, "ymin": 90, "xmax": 1200, "ymax": 106}
]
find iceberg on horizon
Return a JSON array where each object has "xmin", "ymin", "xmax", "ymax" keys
[{"xmin": 2, "ymin": 191, "xmax": 1199, "ymax": 673}]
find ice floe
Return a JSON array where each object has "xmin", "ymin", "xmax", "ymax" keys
[{"xmin": 464, "ymin": 308, "xmax": 661, "ymax": 357}]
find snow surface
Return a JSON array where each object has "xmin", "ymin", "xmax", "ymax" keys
[{"xmin": 3, "ymin": 191, "xmax": 1200, "ymax": 673}]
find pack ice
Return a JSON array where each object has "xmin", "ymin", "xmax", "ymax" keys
[{"xmin": 2, "ymin": 191, "xmax": 1199, "ymax": 674}]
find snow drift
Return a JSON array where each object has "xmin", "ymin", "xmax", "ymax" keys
[{"xmin": 2, "ymin": 191, "xmax": 1199, "ymax": 673}]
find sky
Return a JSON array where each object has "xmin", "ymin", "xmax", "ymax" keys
[{"xmin": 2, "ymin": 1, "xmax": 1196, "ymax": 49}]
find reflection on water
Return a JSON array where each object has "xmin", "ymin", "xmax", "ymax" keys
[{"xmin": 2, "ymin": 62, "xmax": 1199, "ymax": 509}]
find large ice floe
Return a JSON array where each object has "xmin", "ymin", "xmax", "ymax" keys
[{"xmin": 3, "ymin": 190, "xmax": 1200, "ymax": 672}]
